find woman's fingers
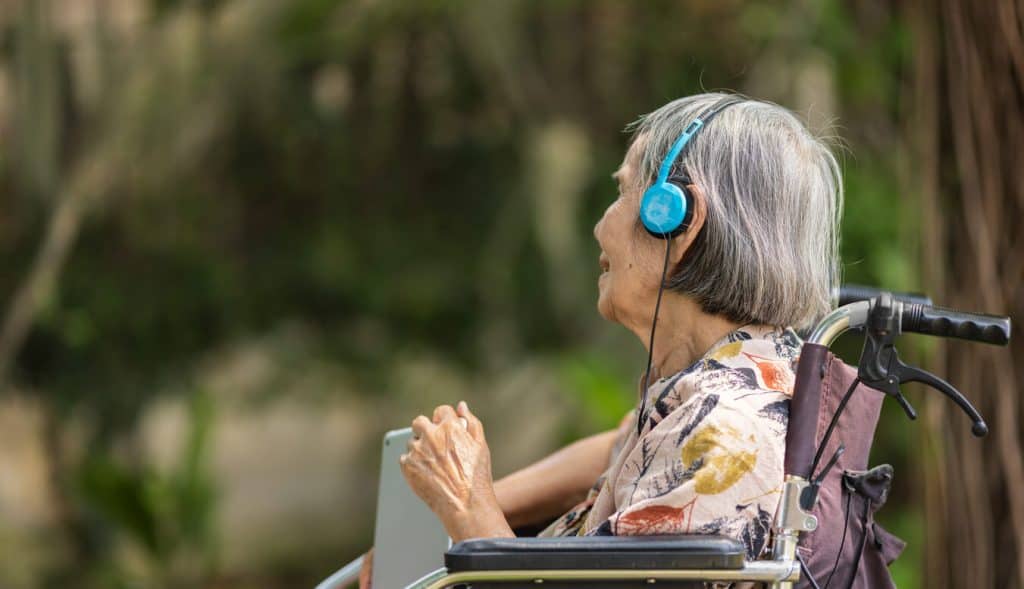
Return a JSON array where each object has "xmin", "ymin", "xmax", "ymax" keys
[
  {"xmin": 411, "ymin": 415, "xmax": 433, "ymax": 440},
  {"xmin": 399, "ymin": 401, "xmax": 499, "ymax": 539},
  {"xmin": 456, "ymin": 400, "xmax": 485, "ymax": 441},
  {"xmin": 432, "ymin": 404, "xmax": 457, "ymax": 424},
  {"xmin": 407, "ymin": 404, "xmax": 479, "ymax": 462}
]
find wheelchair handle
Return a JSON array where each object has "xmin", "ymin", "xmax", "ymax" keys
[
  {"xmin": 787, "ymin": 297, "xmax": 1012, "ymax": 479},
  {"xmin": 901, "ymin": 303, "xmax": 1011, "ymax": 346},
  {"xmin": 784, "ymin": 343, "xmax": 831, "ymax": 480}
]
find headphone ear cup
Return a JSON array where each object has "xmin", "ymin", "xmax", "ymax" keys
[
  {"xmin": 640, "ymin": 182, "xmax": 690, "ymax": 238},
  {"xmin": 676, "ymin": 183, "xmax": 695, "ymax": 233}
]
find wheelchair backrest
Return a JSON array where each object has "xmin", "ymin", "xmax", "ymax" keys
[{"xmin": 792, "ymin": 352, "xmax": 901, "ymax": 589}]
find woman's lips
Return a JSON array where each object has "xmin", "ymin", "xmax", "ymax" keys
[{"xmin": 599, "ymin": 255, "xmax": 610, "ymax": 273}]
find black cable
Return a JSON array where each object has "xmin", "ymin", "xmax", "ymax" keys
[
  {"xmin": 823, "ymin": 484, "xmax": 854, "ymax": 589},
  {"xmin": 637, "ymin": 238, "xmax": 673, "ymax": 436},
  {"xmin": 797, "ymin": 550, "xmax": 823, "ymax": 589},
  {"xmin": 808, "ymin": 377, "xmax": 860, "ymax": 481},
  {"xmin": 814, "ymin": 444, "xmax": 845, "ymax": 486},
  {"xmin": 842, "ymin": 496, "xmax": 872, "ymax": 589}
]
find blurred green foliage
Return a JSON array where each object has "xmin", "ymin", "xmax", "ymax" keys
[
  {"xmin": 74, "ymin": 391, "xmax": 216, "ymax": 586},
  {"xmin": 0, "ymin": 0, "xmax": 927, "ymax": 586}
]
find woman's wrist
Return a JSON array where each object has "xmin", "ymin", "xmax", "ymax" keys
[{"xmin": 443, "ymin": 492, "xmax": 514, "ymax": 542}]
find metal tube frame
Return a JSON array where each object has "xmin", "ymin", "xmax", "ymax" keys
[
  {"xmin": 807, "ymin": 301, "xmax": 869, "ymax": 346},
  {"xmin": 315, "ymin": 555, "xmax": 363, "ymax": 589},
  {"xmin": 410, "ymin": 560, "xmax": 800, "ymax": 588}
]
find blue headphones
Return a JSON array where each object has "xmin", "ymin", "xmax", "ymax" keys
[{"xmin": 638, "ymin": 97, "xmax": 744, "ymax": 238}]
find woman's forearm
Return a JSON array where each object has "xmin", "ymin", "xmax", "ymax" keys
[{"xmin": 494, "ymin": 429, "xmax": 619, "ymax": 529}]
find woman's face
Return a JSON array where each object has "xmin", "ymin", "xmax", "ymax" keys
[{"xmin": 593, "ymin": 140, "xmax": 664, "ymax": 330}]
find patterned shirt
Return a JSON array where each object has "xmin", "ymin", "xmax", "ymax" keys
[{"xmin": 540, "ymin": 325, "xmax": 800, "ymax": 560}]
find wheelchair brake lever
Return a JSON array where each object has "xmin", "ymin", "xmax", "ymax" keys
[
  {"xmin": 890, "ymin": 386, "xmax": 918, "ymax": 421},
  {"xmin": 858, "ymin": 292, "xmax": 989, "ymax": 439},
  {"xmin": 857, "ymin": 294, "xmax": 919, "ymax": 422},
  {"xmin": 893, "ymin": 360, "xmax": 988, "ymax": 437},
  {"xmin": 859, "ymin": 344, "xmax": 918, "ymax": 422}
]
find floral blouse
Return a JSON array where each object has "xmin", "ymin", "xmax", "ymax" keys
[{"xmin": 540, "ymin": 325, "xmax": 801, "ymax": 561}]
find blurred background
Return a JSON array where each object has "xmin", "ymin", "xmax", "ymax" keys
[{"xmin": 0, "ymin": 0, "xmax": 1021, "ymax": 587}]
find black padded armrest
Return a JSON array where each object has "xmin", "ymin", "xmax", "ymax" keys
[{"xmin": 445, "ymin": 535, "xmax": 745, "ymax": 572}]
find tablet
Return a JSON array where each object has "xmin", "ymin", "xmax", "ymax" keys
[{"xmin": 372, "ymin": 428, "xmax": 451, "ymax": 588}]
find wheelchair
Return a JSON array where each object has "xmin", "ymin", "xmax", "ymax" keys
[{"xmin": 320, "ymin": 286, "xmax": 1011, "ymax": 588}]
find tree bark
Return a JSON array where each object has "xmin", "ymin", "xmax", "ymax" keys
[{"xmin": 911, "ymin": 0, "xmax": 1024, "ymax": 586}]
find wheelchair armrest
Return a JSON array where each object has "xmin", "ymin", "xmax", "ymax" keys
[{"xmin": 445, "ymin": 535, "xmax": 746, "ymax": 572}]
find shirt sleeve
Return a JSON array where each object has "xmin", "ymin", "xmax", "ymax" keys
[
  {"xmin": 536, "ymin": 409, "xmax": 641, "ymax": 538},
  {"xmin": 583, "ymin": 389, "xmax": 788, "ymax": 559}
]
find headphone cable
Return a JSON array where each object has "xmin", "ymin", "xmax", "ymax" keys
[{"xmin": 637, "ymin": 237, "xmax": 673, "ymax": 436}]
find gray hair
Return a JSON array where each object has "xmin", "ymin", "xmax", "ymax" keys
[{"xmin": 629, "ymin": 93, "xmax": 842, "ymax": 330}]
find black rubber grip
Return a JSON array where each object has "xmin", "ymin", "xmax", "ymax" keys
[
  {"xmin": 838, "ymin": 284, "xmax": 933, "ymax": 307},
  {"xmin": 902, "ymin": 304, "xmax": 1011, "ymax": 346}
]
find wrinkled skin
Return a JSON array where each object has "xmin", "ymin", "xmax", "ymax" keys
[
  {"xmin": 593, "ymin": 136, "xmax": 706, "ymax": 342},
  {"xmin": 399, "ymin": 402, "xmax": 501, "ymax": 532}
]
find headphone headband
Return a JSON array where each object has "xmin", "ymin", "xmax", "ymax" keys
[{"xmin": 655, "ymin": 96, "xmax": 744, "ymax": 185}]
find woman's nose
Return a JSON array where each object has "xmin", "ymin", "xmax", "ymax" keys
[
  {"xmin": 595, "ymin": 201, "xmax": 615, "ymax": 240},
  {"xmin": 594, "ymin": 202, "xmax": 614, "ymax": 245}
]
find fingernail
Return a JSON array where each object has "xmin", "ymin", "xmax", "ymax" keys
[{"xmin": 458, "ymin": 400, "xmax": 468, "ymax": 412}]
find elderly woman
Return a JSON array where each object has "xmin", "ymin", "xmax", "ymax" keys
[{"xmin": 360, "ymin": 92, "xmax": 840, "ymax": 587}]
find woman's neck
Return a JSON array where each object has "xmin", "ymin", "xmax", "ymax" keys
[{"xmin": 637, "ymin": 294, "xmax": 743, "ymax": 381}]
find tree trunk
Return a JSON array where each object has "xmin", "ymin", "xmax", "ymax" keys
[{"xmin": 911, "ymin": 0, "xmax": 1024, "ymax": 587}]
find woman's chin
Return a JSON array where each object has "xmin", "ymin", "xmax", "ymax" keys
[{"xmin": 596, "ymin": 289, "xmax": 615, "ymax": 322}]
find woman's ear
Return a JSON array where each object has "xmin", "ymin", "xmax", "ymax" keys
[{"xmin": 668, "ymin": 183, "xmax": 707, "ymax": 265}]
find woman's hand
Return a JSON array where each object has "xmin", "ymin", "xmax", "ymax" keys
[{"xmin": 399, "ymin": 401, "xmax": 513, "ymax": 542}]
